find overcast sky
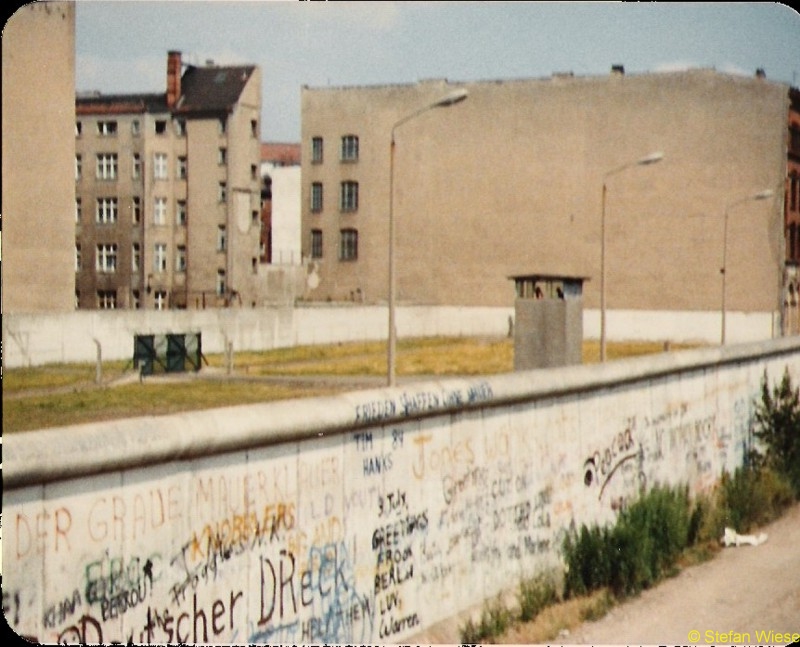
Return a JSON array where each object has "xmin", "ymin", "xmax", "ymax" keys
[{"xmin": 73, "ymin": 1, "xmax": 800, "ymax": 142}]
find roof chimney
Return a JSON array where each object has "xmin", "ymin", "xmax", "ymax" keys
[
  {"xmin": 167, "ymin": 50, "xmax": 182, "ymax": 108},
  {"xmin": 611, "ymin": 64, "xmax": 625, "ymax": 76}
]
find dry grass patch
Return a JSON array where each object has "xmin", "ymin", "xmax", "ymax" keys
[{"xmin": 496, "ymin": 589, "xmax": 615, "ymax": 644}]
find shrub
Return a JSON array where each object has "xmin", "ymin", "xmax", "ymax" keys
[
  {"xmin": 751, "ymin": 367, "xmax": 800, "ymax": 497},
  {"xmin": 563, "ymin": 484, "xmax": 693, "ymax": 599},
  {"xmin": 517, "ymin": 573, "xmax": 558, "ymax": 623},
  {"xmin": 706, "ymin": 465, "xmax": 795, "ymax": 535},
  {"xmin": 460, "ymin": 594, "xmax": 513, "ymax": 643}
]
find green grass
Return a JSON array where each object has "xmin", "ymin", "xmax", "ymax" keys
[{"xmin": 3, "ymin": 337, "xmax": 702, "ymax": 434}]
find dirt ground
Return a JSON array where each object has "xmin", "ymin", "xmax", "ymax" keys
[{"xmin": 566, "ymin": 502, "xmax": 800, "ymax": 644}]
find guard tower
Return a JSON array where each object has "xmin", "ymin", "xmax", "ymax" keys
[{"xmin": 509, "ymin": 273, "xmax": 588, "ymax": 370}]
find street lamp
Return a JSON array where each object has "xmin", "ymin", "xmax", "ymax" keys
[
  {"xmin": 600, "ymin": 151, "xmax": 664, "ymax": 362},
  {"xmin": 720, "ymin": 188, "xmax": 774, "ymax": 344},
  {"xmin": 387, "ymin": 88, "xmax": 468, "ymax": 386}
]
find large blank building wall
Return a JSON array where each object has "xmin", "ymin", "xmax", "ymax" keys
[
  {"xmin": 2, "ymin": 3, "xmax": 76, "ymax": 313},
  {"xmin": 301, "ymin": 71, "xmax": 788, "ymax": 314}
]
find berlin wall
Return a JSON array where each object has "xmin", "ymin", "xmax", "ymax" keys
[
  {"xmin": 1, "ymin": 304, "xmax": 778, "ymax": 368},
  {"xmin": 4, "ymin": 338, "xmax": 800, "ymax": 644}
]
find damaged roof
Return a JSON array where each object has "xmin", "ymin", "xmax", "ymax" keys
[{"xmin": 175, "ymin": 65, "xmax": 256, "ymax": 115}]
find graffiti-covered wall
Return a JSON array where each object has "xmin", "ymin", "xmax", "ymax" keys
[{"xmin": 5, "ymin": 339, "xmax": 800, "ymax": 644}]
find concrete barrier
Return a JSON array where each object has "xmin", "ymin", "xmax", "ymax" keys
[
  {"xmin": 1, "ymin": 304, "xmax": 777, "ymax": 368},
  {"xmin": 5, "ymin": 337, "xmax": 800, "ymax": 644}
]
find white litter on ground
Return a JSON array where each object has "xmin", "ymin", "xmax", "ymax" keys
[{"xmin": 722, "ymin": 527, "xmax": 768, "ymax": 547}]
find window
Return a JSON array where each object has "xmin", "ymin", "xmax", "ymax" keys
[
  {"xmin": 177, "ymin": 156, "xmax": 188, "ymax": 179},
  {"xmin": 75, "ymin": 244, "xmax": 81, "ymax": 271},
  {"xmin": 75, "ymin": 154, "xmax": 82, "ymax": 180},
  {"xmin": 176, "ymin": 200, "xmax": 187, "ymax": 226},
  {"xmin": 154, "ymin": 153, "xmax": 168, "ymax": 180},
  {"xmin": 132, "ymin": 197, "xmax": 141, "ymax": 224},
  {"xmin": 175, "ymin": 119, "xmax": 186, "ymax": 137},
  {"xmin": 96, "ymin": 153, "xmax": 117, "ymax": 180},
  {"xmin": 251, "ymin": 164, "xmax": 258, "ymax": 181},
  {"xmin": 311, "ymin": 136, "xmax": 323, "ymax": 163},
  {"xmin": 154, "ymin": 197, "xmax": 167, "ymax": 225},
  {"xmin": 132, "ymin": 243, "xmax": 141, "ymax": 272},
  {"xmin": 96, "ymin": 244, "xmax": 118, "ymax": 273},
  {"xmin": 154, "ymin": 243, "xmax": 167, "ymax": 272},
  {"xmin": 311, "ymin": 183, "xmax": 324, "ymax": 212},
  {"xmin": 97, "ymin": 120, "xmax": 117, "ymax": 136},
  {"xmin": 339, "ymin": 229, "xmax": 358, "ymax": 261},
  {"xmin": 216, "ymin": 270, "xmax": 227, "ymax": 296},
  {"xmin": 218, "ymin": 147, "xmax": 227, "ymax": 165},
  {"xmin": 217, "ymin": 225, "xmax": 227, "ymax": 251},
  {"xmin": 75, "ymin": 121, "xmax": 82, "ymax": 137},
  {"xmin": 132, "ymin": 154, "xmax": 141, "ymax": 179},
  {"xmin": 154, "ymin": 290, "xmax": 167, "ymax": 311},
  {"xmin": 218, "ymin": 118, "xmax": 227, "ymax": 135},
  {"xmin": 131, "ymin": 120, "xmax": 141, "ymax": 136},
  {"xmin": 341, "ymin": 135, "xmax": 359, "ymax": 161},
  {"xmin": 155, "ymin": 120, "xmax": 167, "ymax": 135},
  {"xmin": 340, "ymin": 181, "xmax": 359, "ymax": 212},
  {"xmin": 311, "ymin": 229, "xmax": 323, "ymax": 259},
  {"xmin": 219, "ymin": 182, "xmax": 227, "ymax": 203},
  {"xmin": 96, "ymin": 197, "xmax": 118, "ymax": 224},
  {"xmin": 176, "ymin": 245, "xmax": 187, "ymax": 272},
  {"xmin": 251, "ymin": 119, "xmax": 258, "ymax": 138},
  {"xmin": 132, "ymin": 290, "xmax": 141, "ymax": 310},
  {"xmin": 75, "ymin": 198, "xmax": 82, "ymax": 223},
  {"xmin": 97, "ymin": 290, "xmax": 117, "ymax": 310}
]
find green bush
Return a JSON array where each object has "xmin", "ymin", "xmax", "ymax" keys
[
  {"xmin": 517, "ymin": 573, "xmax": 558, "ymax": 623},
  {"xmin": 460, "ymin": 595, "xmax": 513, "ymax": 643},
  {"xmin": 751, "ymin": 367, "xmax": 800, "ymax": 497},
  {"xmin": 563, "ymin": 485, "xmax": 693, "ymax": 599},
  {"xmin": 707, "ymin": 465, "xmax": 795, "ymax": 535}
]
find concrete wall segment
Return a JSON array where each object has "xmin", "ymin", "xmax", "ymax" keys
[
  {"xmin": 7, "ymin": 336, "xmax": 800, "ymax": 489},
  {"xmin": 4, "ymin": 337, "xmax": 800, "ymax": 643}
]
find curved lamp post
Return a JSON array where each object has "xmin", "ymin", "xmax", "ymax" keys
[
  {"xmin": 720, "ymin": 189, "xmax": 774, "ymax": 344},
  {"xmin": 387, "ymin": 88, "xmax": 468, "ymax": 386},
  {"xmin": 600, "ymin": 151, "xmax": 664, "ymax": 362}
]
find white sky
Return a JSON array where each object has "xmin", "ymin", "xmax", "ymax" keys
[{"xmin": 73, "ymin": 1, "xmax": 800, "ymax": 142}]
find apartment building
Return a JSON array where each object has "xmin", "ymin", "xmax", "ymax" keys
[
  {"xmin": 2, "ymin": 2, "xmax": 76, "ymax": 313},
  {"xmin": 301, "ymin": 68, "xmax": 794, "ymax": 338},
  {"xmin": 260, "ymin": 142, "xmax": 301, "ymax": 265},
  {"xmin": 783, "ymin": 87, "xmax": 800, "ymax": 333},
  {"xmin": 75, "ymin": 51, "xmax": 262, "ymax": 310}
]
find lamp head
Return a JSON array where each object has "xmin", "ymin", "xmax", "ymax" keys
[
  {"xmin": 434, "ymin": 88, "xmax": 468, "ymax": 108},
  {"xmin": 637, "ymin": 151, "xmax": 664, "ymax": 166}
]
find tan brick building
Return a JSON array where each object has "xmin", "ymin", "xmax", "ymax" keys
[
  {"xmin": 2, "ymin": 2, "xmax": 76, "ymax": 313},
  {"xmin": 75, "ymin": 51, "xmax": 262, "ymax": 309},
  {"xmin": 301, "ymin": 69, "xmax": 792, "ymax": 334}
]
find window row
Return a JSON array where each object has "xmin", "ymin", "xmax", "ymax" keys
[
  {"xmin": 310, "ymin": 181, "xmax": 359, "ymax": 212},
  {"xmin": 90, "ymin": 289, "xmax": 168, "ymax": 310},
  {"xmin": 79, "ymin": 242, "xmax": 189, "ymax": 274},
  {"xmin": 76, "ymin": 153, "xmax": 190, "ymax": 181},
  {"xmin": 309, "ymin": 228, "xmax": 358, "ymax": 261},
  {"xmin": 76, "ymin": 118, "xmax": 187, "ymax": 138},
  {"xmin": 310, "ymin": 135, "xmax": 359, "ymax": 164},
  {"xmin": 77, "ymin": 196, "xmax": 188, "ymax": 226}
]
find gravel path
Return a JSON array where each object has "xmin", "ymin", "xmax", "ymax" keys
[{"xmin": 567, "ymin": 502, "xmax": 800, "ymax": 644}]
